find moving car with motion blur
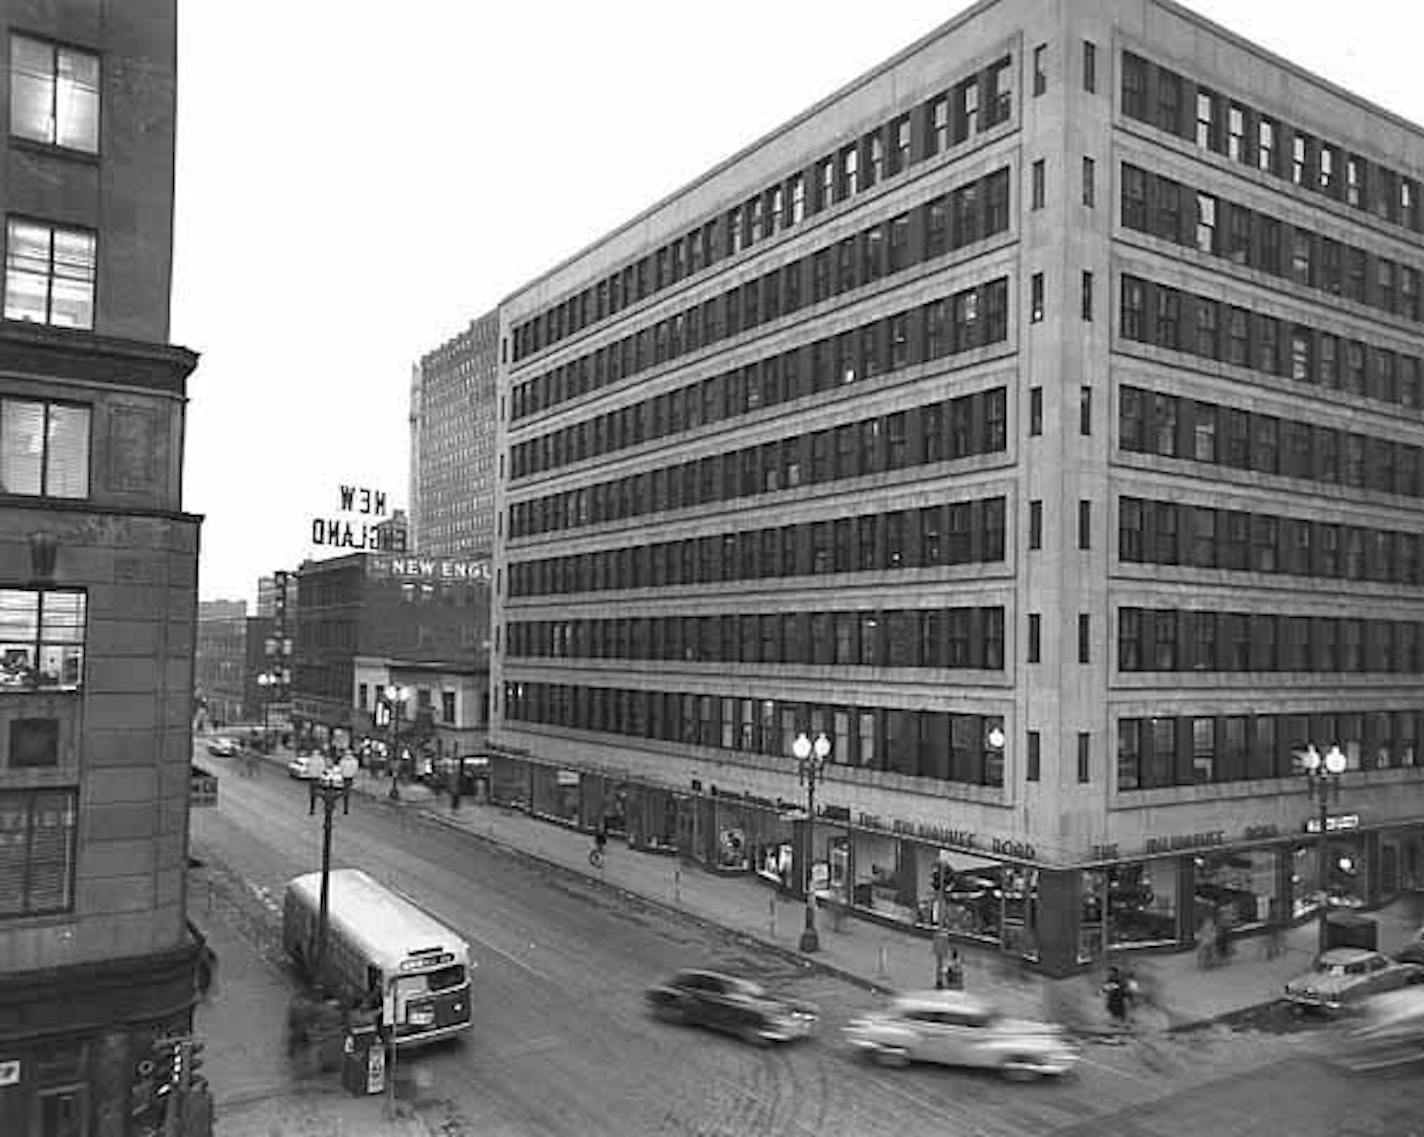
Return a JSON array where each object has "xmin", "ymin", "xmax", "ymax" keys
[
  {"xmin": 1338, "ymin": 987, "xmax": 1424, "ymax": 1072},
  {"xmin": 645, "ymin": 969, "xmax": 818, "ymax": 1045},
  {"xmin": 843, "ymin": 990, "xmax": 1079, "ymax": 1080},
  {"xmin": 1391, "ymin": 925, "xmax": 1424, "ymax": 967},
  {"xmin": 206, "ymin": 736, "xmax": 241, "ymax": 758},
  {"xmin": 1284, "ymin": 947, "xmax": 1424, "ymax": 1013}
]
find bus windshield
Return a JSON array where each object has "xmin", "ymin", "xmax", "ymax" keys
[{"xmin": 397, "ymin": 963, "xmax": 466, "ymax": 996}]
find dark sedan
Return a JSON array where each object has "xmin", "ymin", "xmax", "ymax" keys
[{"xmin": 645, "ymin": 969, "xmax": 818, "ymax": 1045}]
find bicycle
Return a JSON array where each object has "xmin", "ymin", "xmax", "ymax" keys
[{"xmin": 588, "ymin": 845, "xmax": 605, "ymax": 868}]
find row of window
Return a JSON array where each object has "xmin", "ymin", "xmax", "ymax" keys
[
  {"xmin": 1121, "ymin": 51, "xmax": 1424, "ymax": 239},
  {"xmin": 1119, "ymin": 386, "xmax": 1424, "ymax": 500},
  {"xmin": 511, "ymin": 168, "xmax": 1010, "ymax": 427},
  {"xmin": 1117, "ymin": 710, "xmax": 1421, "ymax": 792},
  {"xmin": 0, "ymin": 787, "xmax": 77, "ymax": 918},
  {"xmin": 0, "ymin": 588, "xmax": 86, "ymax": 691},
  {"xmin": 502, "ymin": 681, "xmax": 1008, "ymax": 787},
  {"xmin": 1121, "ymin": 496, "xmax": 1424, "ymax": 585},
  {"xmin": 509, "ymin": 382, "xmax": 1007, "ymax": 540},
  {"xmin": 1120, "ymin": 274, "xmax": 1424, "ymax": 415},
  {"xmin": 515, "ymin": 284, "xmax": 1010, "ymax": 489},
  {"xmin": 507, "ymin": 606, "xmax": 1007, "ymax": 670},
  {"xmin": 1119, "ymin": 608, "xmax": 1424, "ymax": 675},
  {"xmin": 507, "ymin": 496, "xmax": 1007, "ymax": 598},
  {"xmin": 511, "ymin": 54, "xmax": 1013, "ymax": 363},
  {"xmin": 1122, "ymin": 164, "xmax": 1423, "ymax": 325},
  {"xmin": 512, "ymin": 170, "xmax": 1011, "ymax": 441}
]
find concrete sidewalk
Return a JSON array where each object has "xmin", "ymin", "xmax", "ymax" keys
[
  {"xmin": 257, "ymin": 744, "xmax": 1421, "ymax": 1038},
  {"xmin": 190, "ymin": 853, "xmax": 429, "ymax": 1136}
]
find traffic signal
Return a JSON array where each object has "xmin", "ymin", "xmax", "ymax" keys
[{"xmin": 930, "ymin": 865, "xmax": 946, "ymax": 893}]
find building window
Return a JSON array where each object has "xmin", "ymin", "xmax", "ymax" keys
[
  {"xmin": 1078, "ymin": 613, "xmax": 1090, "ymax": 663},
  {"xmin": 1029, "ymin": 386, "xmax": 1043, "ymax": 436},
  {"xmin": 1027, "ymin": 731, "xmax": 1041, "ymax": 780},
  {"xmin": 4, "ymin": 218, "xmax": 96, "ymax": 329},
  {"xmin": 9, "ymin": 717, "xmax": 58, "ymax": 767},
  {"xmin": 1082, "ymin": 156, "xmax": 1095, "ymax": 207},
  {"xmin": 358, "ymin": 683, "xmax": 368, "ymax": 710},
  {"xmin": 1081, "ymin": 271, "xmax": 1093, "ymax": 321},
  {"xmin": 1193, "ymin": 717, "xmax": 1215, "ymax": 782},
  {"xmin": 1031, "ymin": 159, "xmax": 1045, "ymax": 210},
  {"xmin": 1196, "ymin": 89, "xmax": 1219, "ymax": 150},
  {"xmin": 0, "ymin": 397, "xmax": 90, "ymax": 497},
  {"xmin": 1028, "ymin": 613, "xmax": 1041, "ymax": 663},
  {"xmin": 1031, "ymin": 272, "xmax": 1044, "ymax": 322},
  {"xmin": 1029, "ymin": 500, "xmax": 1042, "ymax": 550},
  {"xmin": 1078, "ymin": 500, "xmax": 1092, "ymax": 550},
  {"xmin": 441, "ymin": 691, "xmax": 456, "ymax": 723},
  {"xmin": 1080, "ymin": 385, "xmax": 1092, "ymax": 435},
  {"xmin": 0, "ymin": 787, "xmax": 77, "ymax": 916},
  {"xmin": 1083, "ymin": 41, "xmax": 1097, "ymax": 93},
  {"xmin": 9, "ymin": 35, "xmax": 99, "ymax": 152},
  {"xmin": 1077, "ymin": 731, "xmax": 1090, "ymax": 782},
  {"xmin": 0, "ymin": 588, "xmax": 85, "ymax": 690}
]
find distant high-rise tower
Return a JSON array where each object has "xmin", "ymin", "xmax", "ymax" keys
[{"xmin": 410, "ymin": 310, "xmax": 499, "ymax": 556}]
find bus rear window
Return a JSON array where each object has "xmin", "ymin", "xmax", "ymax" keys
[{"xmin": 429, "ymin": 964, "xmax": 465, "ymax": 991}]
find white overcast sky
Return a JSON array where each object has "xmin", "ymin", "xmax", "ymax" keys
[{"xmin": 173, "ymin": 0, "xmax": 1424, "ymax": 606}]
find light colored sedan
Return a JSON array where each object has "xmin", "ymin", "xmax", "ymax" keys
[
  {"xmin": 1284, "ymin": 948, "xmax": 1424, "ymax": 1013},
  {"xmin": 286, "ymin": 754, "xmax": 327, "ymax": 780},
  {"xmin": 844, "ymin": 990, "xmax": 1079, "ymax": 1080}
]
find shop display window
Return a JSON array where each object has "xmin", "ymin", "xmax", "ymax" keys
[
  {"xmin": 1105, "ymin": 860, "xmax": 1178, "ymax": 947},
  {"xmin": 1292, "ymin": 837, "xmax": 1368, "ymax": 917},
  {"xmin": 1194, "ymin": 849, "xmax": 1279, "ymax": 929}
]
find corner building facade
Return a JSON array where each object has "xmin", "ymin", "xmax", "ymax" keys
[
  {"xmin": 0, "ymin": 1, "xmax": 204, "ymax": 1132},
  {"xmin": 493, "ymin": 0, "xmax": 1424, "ymax": 974}
]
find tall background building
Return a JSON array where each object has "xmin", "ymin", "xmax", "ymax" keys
[
  {"xmin": 491, "ymin": 0, "xmax": 1424, "ymax": 974},
  {"xmin": 195, "ymin": 600, "xmax": 248, "ymax": 728},
  {"xmin": 410, "ymin": 310, "xmax": 499, "ymax": 557},
  {"xmin": 0, "ymin": 2, "xmax": 205, "ymax": 1129}
]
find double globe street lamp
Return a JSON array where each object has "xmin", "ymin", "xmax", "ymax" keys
[
  {"xmin": 792, "ymin": 731, "xmax": 832, "ymax": 953},
  {"xmin": 383, "ymin": 684, "xmax": 412, "ymax": 800},
  {"xmin": 1299, "ymin": 742, "xmax": 1348, "ymax": 956},
  {"xmin": 307, "ymin": 766, "xmax": 348, "ymax": 983}
]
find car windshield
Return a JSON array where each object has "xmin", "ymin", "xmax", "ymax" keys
[
  {"xmin": 727, "ymin": 978, "xmax": 767, "ymax": 998},
  {"xmin": 1313, "ymin": 961, "xmax": 1350, "ymax": 976}
]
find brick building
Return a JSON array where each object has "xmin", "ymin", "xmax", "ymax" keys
[
  {"xmin": 291, "ymin": 553, "xmax": 492, "ymax": 759},
  {"xmin": 492, "ymin": 0, "xmax": 1424, "ymax": 973},
  {"xmin": 0, "ymin": 2, "xmax": 204, "ymax": 1131},
  {"xmin": 194, "ymin": 600, "xmax": 247, "ymax": 728}
]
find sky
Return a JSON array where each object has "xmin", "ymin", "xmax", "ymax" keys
[{"xmin": 173, "ymin": 1, "xmax": 1424, "ymax": 607}]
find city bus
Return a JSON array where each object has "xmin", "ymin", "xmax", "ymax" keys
[{"xmin": 282, "ymin": 868, "xmax": 474, "ymax": 1048}]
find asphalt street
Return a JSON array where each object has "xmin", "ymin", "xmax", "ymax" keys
[{"xmin": 190, "ymin": 758, "xmax": 1424, "ymax": 1137}]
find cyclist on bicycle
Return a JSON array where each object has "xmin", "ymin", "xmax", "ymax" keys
[{"xmin": 589, "ymin": 824, "xmax": 609, "ymax": 866}]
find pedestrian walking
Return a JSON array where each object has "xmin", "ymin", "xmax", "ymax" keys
[
  {"xmin": 932, "ymin": 928, "xmax": 950, "ymax": 988},
  {"xmin": 1102, "ymin": 964, "xmax": 1133, "ymax": 1028},
  {"xmin": 942, "ymin": 948, "xmax": 965, "ymax": 991},
  {"xmin": 338, "ymin": 751, "xmax": 358, "ymax": 814}
]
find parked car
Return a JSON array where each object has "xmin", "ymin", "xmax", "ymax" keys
[
  {"xmin": 645, "ymin": 969, "xmax": 818, "ymax": 1045},
  {"xmin": 1339, "ymin": 987, "xmax": 1424, "ymax": 1071},
  {"xmin": 1284, "ymin": 948, "xmax": 1424, "ymax": 1013},
  {"xmin": 206, "ymin": 737, "xmax": 241, "ymax": 758},
  {"xmin": 287, "ymin": 754, "xmax": 327, "ymax": 781},
  {"xmin": 843, "ymin": 990, "xmax": 1079, "ymax": 1080}
]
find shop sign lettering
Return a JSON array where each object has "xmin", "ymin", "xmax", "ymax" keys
[
  {"xmin": 1305, "ymin": 813, "xmax": 1360, "ymax": 834},
  {"xmin": 374, "ymin": 557, "xmax": 491, "ymax": 581},
  {"xmin": 1143, "ymin": 830, "xmax": 1225, "ymax": 855},
  {"xmin": 991, "ymin": 837, "xmax": 1037, "ymax": 860},
  {"xmin": 1243, "ymin": 824, "xmax": 1280, "ymax": 841}
]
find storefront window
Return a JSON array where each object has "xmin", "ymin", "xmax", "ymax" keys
[
  {"xmin": 715, "ymin": 803, "xmax": 752, "ymax": 871},
  {"xmin": 1106, "ymin": 860, "xmax": 1177, "ymax": 947},
  {"xmin": 1195, "ymin": 849, "xmax": 1279, "ymax": 929},
  {"xmin": 1292, "ymin": 837, "xmax": 1368, "ymax": 917},
  {"xmin": 1080, "ymin": 869, "xmax": 1106, "ymax": 963},
  {"xmin": 851, "ymin": 831, "xmax": 914, "ymax": 921}
]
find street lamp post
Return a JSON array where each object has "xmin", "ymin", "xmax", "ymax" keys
[
  {"xmin": 256, "ymin": 671, "xmax": 277, "ymax": 751},
  {"xmin": 307, "ymin": 767, "xmax": 347, "ymax": 984},
  {"xmin": 385, "ymin": 684, "xmax": 411, "ymax": 801},
  {"xmin": 1299, "ymin": 743, "xmax": 1348, "ymax": 957},
  {"xmin": 793, "ymin": 732, "xmax": 832, "ymax": 953}
]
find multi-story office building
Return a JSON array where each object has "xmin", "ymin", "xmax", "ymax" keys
[
  {"xmin": 0, "ymin": 2, "xmax": 205, "ymax": 1129},
  {"xmin": 256, "ymin": 569, "xmax": 298, "ymax": 620},
  {"xmin": 195, "ymin": 600, "xmax": 248, "ymax": 727},
  {"xmin": 411, "ymin": 310, "xmax": 499, "ymax": 557},
  {"xmin": 493, "ymin": 0, "xmax": 1424, "ymax": 973}
]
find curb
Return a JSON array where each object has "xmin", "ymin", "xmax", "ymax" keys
[{"xmin": 332, "ymin": 769, "xmax": 1284, "ymax": 1038}]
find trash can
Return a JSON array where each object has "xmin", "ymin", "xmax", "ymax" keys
[
  {"xmin": 1325, "ymin": 911, "xmax": 1377, "ymax": 951},
  {"xmin": 341, "ymin": 1023, "xmax": 384, "ymax": 1096}
]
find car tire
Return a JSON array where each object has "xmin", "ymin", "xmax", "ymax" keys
[
  {"xmin": 871, "ymin": 1046, "xmax": 910, "ymax": 1068},
  {"xmin": 739, "ymin": 1023, "xmax": 773, "ymax": 1048},
  {"xmin": 1000, "ymin": 1056, "xmax": 1044, "ymax": 1082}
]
